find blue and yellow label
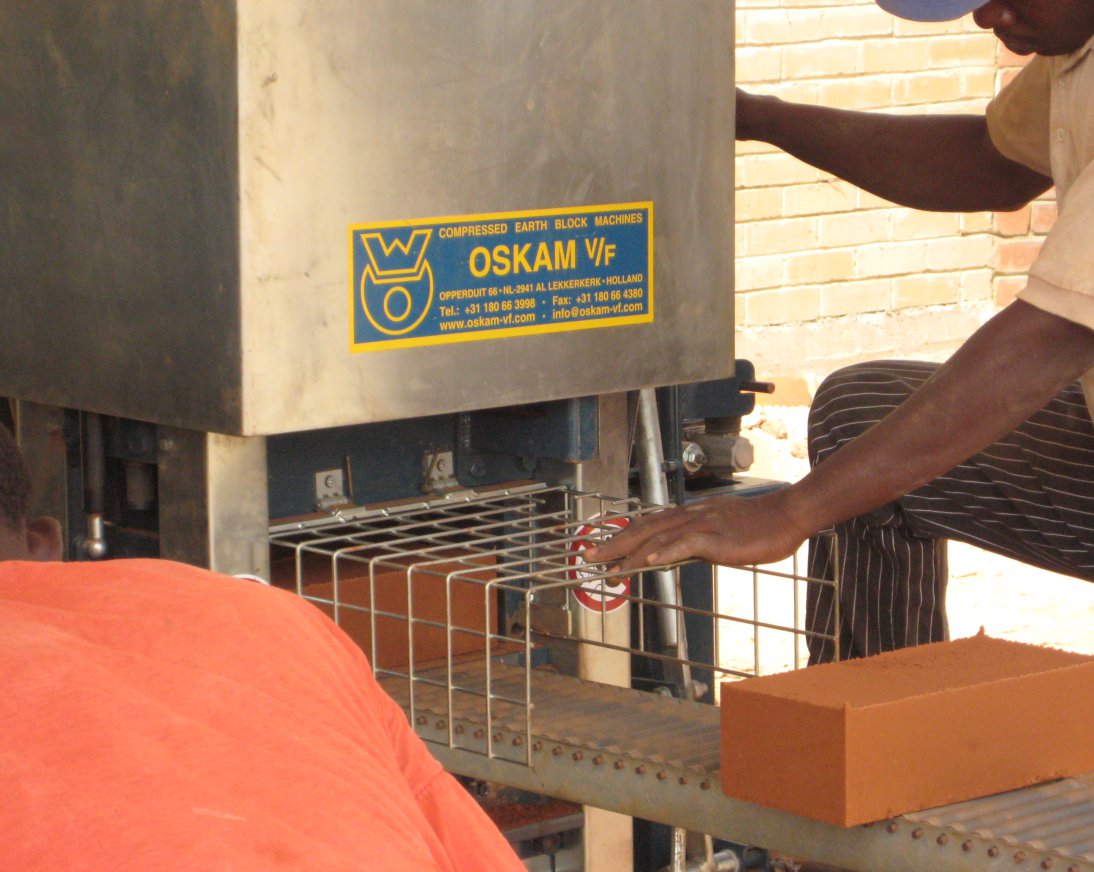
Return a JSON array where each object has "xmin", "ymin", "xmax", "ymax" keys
[{"xmin": 350, "ymin": 203, "xmax": 653, "ymax": 351}]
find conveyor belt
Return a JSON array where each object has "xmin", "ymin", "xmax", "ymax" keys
[{"xmin": 381, "ymin": 661, "xmax": 1094, "ymax": 872}]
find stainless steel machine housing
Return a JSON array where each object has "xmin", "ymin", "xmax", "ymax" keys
[{"xmin": 0, "ymin": 1, "xmax": 735, "ymax": 436}]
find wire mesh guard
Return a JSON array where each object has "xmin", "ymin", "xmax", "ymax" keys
[{"xmin": 268, "ymin": 484, "xmax": 838, "ymax": 769}]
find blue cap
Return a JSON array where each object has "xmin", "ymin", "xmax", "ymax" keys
[{"xmin": 876, "ymin": 0, "xmax": 983, "ymax": 21}]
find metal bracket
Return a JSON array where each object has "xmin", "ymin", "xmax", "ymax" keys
[
  {"xmin": 422, "ymin": 449, "xmax": 460, "ymax": 494},
  {"xmin": 314, "ymin": 468, "xmax": 347, "ymax": 510}
]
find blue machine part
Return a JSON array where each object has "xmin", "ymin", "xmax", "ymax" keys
[
  {"xmin": 677, "ymin": 358, "xmax": 764, "ymax": 423},
  {"xmin": 266, "ymin": 398, "xmax": 600, "ymax": 521}
]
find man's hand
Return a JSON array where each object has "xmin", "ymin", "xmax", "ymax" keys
[{"xmin": 585, "ymin": 489, "xmax": 809, "ymax": 572}]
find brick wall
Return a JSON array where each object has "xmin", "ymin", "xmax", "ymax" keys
[{"xmin": 734, "ymin": 0, "xmax": 1054, "ymax": 402}]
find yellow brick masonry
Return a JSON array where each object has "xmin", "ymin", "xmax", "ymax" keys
[{"xmin": 734, "ymin": 0, "xmax": 1056, "ymax": 389}]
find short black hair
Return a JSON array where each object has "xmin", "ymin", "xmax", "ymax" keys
[{"xmin": 0, "ymin": 425, "xmax": 30, "ymax": 531}]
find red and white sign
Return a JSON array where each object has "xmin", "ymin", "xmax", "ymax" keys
[{"xmin": 568, "ymin": 516, "xmax": 631, "ymax": 613}]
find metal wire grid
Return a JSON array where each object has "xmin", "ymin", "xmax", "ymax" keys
[{"xmin": 268, "ymin": 484, "xmax": 839, "ymax": 765}]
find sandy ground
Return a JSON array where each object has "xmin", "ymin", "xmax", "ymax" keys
[{"xmin": 714, "ymin": 407, "xmax": 1094, "ymax": 676}]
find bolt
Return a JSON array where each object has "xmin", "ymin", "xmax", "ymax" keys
[
  {"xmin": 473, "ymin": 729, "xmax": 484, "ymax": 739},
  {"xmin": 512, "ymin": 736, "xmax": 523, "ymax": 746},
  {"xmin": 962, "ymin": 841, "xmax": 974, "ymax": 852},
  {"xmin": 1014, "ymin": 852, "xmax": 1026, "ymax": 864},
  {"xmin": 680, "ymin": 442, "xmax": 708, "ymax": 475},
  {"xmin": 552, "ymin": 747, "xmax": 563, "ymax": 757},
  {"xmin": 324, "ymin": 474, "xmax": 335, "ymax": 488},
  {"xmin": 911, "ymin": 828, "xmax": 924, "ymax": 840},
  {"xmin": 989, "ymin": 847, "xmax": 1001, "ymax": 858},
  {"xmin": 435, "ymin": 720, "xmax": 445, "ymax": 730},
  {"xmin": 493, "ymin": 732, "xmax": 502, "ymax": 742},
  {"xmin": 416, "ymin": 715, "xmax": 427, "ymax": 725},
  {"xmin": 1039, "ymin": 861, "xmax": 1053, "ymax": 871},
  {"xmin": 886, "ymin": 823, "xmax": 898, "ymax": 834},
  {"xmin": 635, "ymin": 765, "xmax": 646, "ymax": 775},
  {"xmin": 700, "ymin": 781, "xmax": 711, "ymax": 791},
  {"xmin": 572, "ymin": 751, "xmax": 584, "ymax": 762},
  {"xmin": 592, "ymin": 756, "xmax": 603, "ymax": 766},
  {"xmin": 614, "ymin": 760, "xmax": 625, "ymax": 770},
  {"xmin": 532, "ymin": 742, "xmax": 542, "ymax": 752},
  {"xmin": 656, "ymin": 771, "xmax": 667, "ymax": 781},
  {"xmin": 937, "ymin": 834, "xmax": 949, "ymax": 846},
  {"xmin": 678, "ymin": 777, "xmax": 689, "ymax": 786},
  {"xmin": 454, "ymin": 725, "xmax": 464, "ymax": 734}
]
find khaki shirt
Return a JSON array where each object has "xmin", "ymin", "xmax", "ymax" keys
[{"xmin": 986, "ymin": 35, "xmax": 1094, "ymax": 413}]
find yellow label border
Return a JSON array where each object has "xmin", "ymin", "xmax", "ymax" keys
[{"xmin": 349, "ymin": 202, "xmax": 654, "ymax": 353}]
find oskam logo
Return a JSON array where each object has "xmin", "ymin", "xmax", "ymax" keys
[{"xmin": 358, "ymin": 228, "xmax": 434, "ymax": 336}]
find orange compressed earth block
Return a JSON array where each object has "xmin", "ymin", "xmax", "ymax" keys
[
  {"xmin": 271, "ymin": 550, "xmax": 498, "ymax": 671},
  {"xmin": 720, "ymin": 632, "xmax": 1094, "ymax": 827}
]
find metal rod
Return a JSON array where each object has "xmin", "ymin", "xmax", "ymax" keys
[
  {"xmin": 81, "ymin": 412, "xmax": 108, "ymax": 559},
  {"xmin": 671, "ymin": 826, "xmax": 686, "ymax": 872},
  {"xmin": 635, "ymin": 388, "xmax": 692, "ymax": 694}
]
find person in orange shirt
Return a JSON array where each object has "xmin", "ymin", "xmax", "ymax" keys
[{"xmin": 0, "ymin": 425, "xmax": 523, "ymax": 871}]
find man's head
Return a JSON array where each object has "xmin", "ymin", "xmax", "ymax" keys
[
  {"xmin": 0, "ymin": 425, "xmax": 61, "ymax": 562},
  {"xmin": 878, "ymin": 0, "xmax": 1094, "ymax": 56}
]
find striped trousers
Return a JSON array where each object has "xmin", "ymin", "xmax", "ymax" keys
[{"xmin": 804, "ymin": 360, "xmax": 1094, "ymax": 664}]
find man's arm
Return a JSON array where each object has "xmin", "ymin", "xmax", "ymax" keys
[
  {"xmin": 588, "ymin": 302, "xmax": 1094, "ymax": 570},
  {"xmin": 737, "ymin": 90, "xmax": 1053, "ymax": 212}
]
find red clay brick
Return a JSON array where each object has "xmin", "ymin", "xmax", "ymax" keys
[
  {"xmin": 995, "ymin": 239, "xmax": 1044, "ymax": 273},
  {"xmin": 1031, "ymin": 201, "xmax": 1058, "ymax": 235},
  {"xmin": 993, "ymin": 205, "xmax": 1030, "ymax": 237}
]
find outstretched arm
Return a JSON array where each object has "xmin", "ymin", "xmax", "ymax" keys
[
  {"xmin": 588, "ymin": 302, "xmax": 1094, "ymax": 570},
  {"xmin": 737, "ymin": 90, "xmax": 1052, "ymax": 212}
]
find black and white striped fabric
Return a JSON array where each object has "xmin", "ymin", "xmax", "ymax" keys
[{"xmin": 804, "ymin": 360, "xmax": 1094, "ymax": 664}]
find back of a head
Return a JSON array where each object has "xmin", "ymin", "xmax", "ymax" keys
[{"xmin": 0, "ymin": 425, "xmax": 30, "ymax": 533}]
